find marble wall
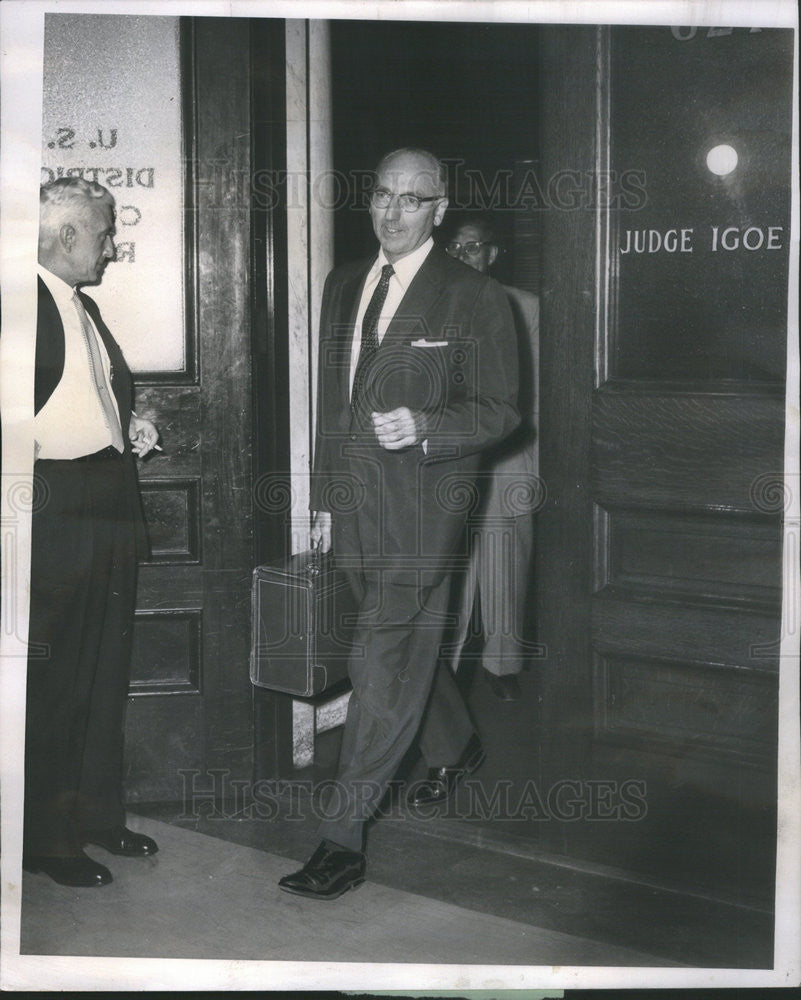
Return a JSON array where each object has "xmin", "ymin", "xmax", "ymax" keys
[{"xmin": 285, "ymin": 20, "xmax": 334, "ymax": 553}]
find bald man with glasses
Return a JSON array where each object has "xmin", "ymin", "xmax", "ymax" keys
[
  {"xmin": 279, "ymin": 150, "xmax": 519, "ymax": 900},
  {"xmin": 444, "ymin": 215, "xmax": 541, "ymax": 702}
]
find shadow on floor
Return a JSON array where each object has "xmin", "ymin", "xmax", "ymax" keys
[{"xmin": 132, "ymin": 773, "xmax": 773, "ymax": 970}]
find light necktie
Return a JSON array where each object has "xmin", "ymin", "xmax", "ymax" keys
[
  {"xmin": 351, "ymin": 263, "xmax": 394, "ymax": 412},
  {"xmin": 73, "ymin": 292, "xmax": 125, "ymax": 452}
]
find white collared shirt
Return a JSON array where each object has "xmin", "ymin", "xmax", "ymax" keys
[
  {"xmin": 35, "ymin": 265, "xmax": 121, "ymax": 460},
  {"xmin": 348, "ymin": 237, "xmax": 434, "ymax": 396}
]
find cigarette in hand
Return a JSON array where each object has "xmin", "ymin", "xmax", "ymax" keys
[{"xmin": 153, "ymin": 443, "xmax": 163, "ymax": 451}]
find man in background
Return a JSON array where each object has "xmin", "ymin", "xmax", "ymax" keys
[
  {"xmin": 444, "ymin": 214, "xmax": 540, "ymax": 701},
  {"xmin": 25, "ymin": 177, "xmax": 159, "ymax": 887}
]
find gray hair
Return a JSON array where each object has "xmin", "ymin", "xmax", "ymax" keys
[
  {"xmin": 375, "ymin": 148, "xmax": 448, "ymax": 196},
  {"xmin": 39, "ymin": 177, "xmax": 115, "ymax": 238}
]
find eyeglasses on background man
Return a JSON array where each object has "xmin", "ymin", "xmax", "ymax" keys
[{"xmin": 445, "ymin": 240, "xmax": 496, "ymax": 258}]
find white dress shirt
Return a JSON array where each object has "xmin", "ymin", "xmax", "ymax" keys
[
  {"xmin": 35, "ymin": 265, "xmax": 122, "ymax": 460},
  {"xmin": 348, "ymin": 237, "xmax": 434, "ymax": 396}
]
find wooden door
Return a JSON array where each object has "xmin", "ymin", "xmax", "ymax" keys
[
  {"xmin": 536, "ymin": 25, "xmax": 792, "ymax": 906},
  {"xmin": 122, "ymin": 19, "xmax": 286, "ymax": 804}
]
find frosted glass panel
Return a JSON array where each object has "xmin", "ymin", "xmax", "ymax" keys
[
  {"xmin": 42, "ymin": 14, "xmax": 185, "ymax": 373},
  {"xmin": 609, "ymin": 27, "xmax": 792, "ymax": 383}
]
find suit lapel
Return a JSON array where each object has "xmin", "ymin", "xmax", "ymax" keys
[
  {"xmin": 381, "ymin": 249, "xmax": 447, "ymax": 346},
  {"xmin": 334, "ymin": 262, "xmax": 371, "ymax": 410},
  {"xmin": 339, "ymin": 267, "xmax": 366, "ymax": 331},
  {"xmin": 35, "ymin": 278, "xmax": 66, "ymax": 416},
  {"xmin": 329, "ymin": 250, "xmax": 449, "ymax": 411}
]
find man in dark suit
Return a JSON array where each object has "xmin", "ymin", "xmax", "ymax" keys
[
  {"xmin": 25, "ymin": 177, "xmax": 159, "ymax": 887},
  {"xmin": 279, "ymin": 148, "xmax": 519, "ymax": 900}
]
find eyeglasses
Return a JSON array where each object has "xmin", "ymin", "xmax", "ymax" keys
[
  {"xmin": 445, "ymin": 241, "xmax": 493, "ymax": 257},
  {"xmin": 371, "ymin": 188, "xmax": 442, "ymax": 213}
]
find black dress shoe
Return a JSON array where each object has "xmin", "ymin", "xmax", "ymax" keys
[
  {"xmin": 407, "ymin": 733, "xmax": 486, "ymax": 807},
  {"xmin": 278, "ymin": 840, "xmax": 366, "ymax": 900},
  {"xmin": 23, "ymin": 852, "xmax": 112, "ymax": 887},
  {"xmin": 486, "ymin": 671, "xmax": 521, "ymax": 702},
  {"xmin": 83, "ymin": 825, "xmax": 158, "ymax": 856}
]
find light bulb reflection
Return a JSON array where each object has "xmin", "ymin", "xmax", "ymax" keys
[{"xmin": 706, "ymin": 144, "xmax": 738, "ymax": 176}]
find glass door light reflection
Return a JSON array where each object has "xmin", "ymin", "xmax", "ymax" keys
[{"xmin": 706, "ymin": 144, "xmax": 739, "ymax": 176}]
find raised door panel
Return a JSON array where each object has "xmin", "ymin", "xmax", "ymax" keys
[
  {"xmin": 122, "ymin": 19, "xmax": 258, "ymax": 803},
  {"xmin": 536, "ymin": 25, "xmax": 791, "ymax": 905}
]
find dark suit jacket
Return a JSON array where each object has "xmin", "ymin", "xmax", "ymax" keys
[
  {"xmin": 35, "ymin": 275, "xmax": 147, "ymax": 553},
  {"xmin": 311, "ymin": 247, "xmax": 519, "ymax": 580}
]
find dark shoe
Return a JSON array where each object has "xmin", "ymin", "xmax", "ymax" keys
[
  {"xmin": 83, "ymin": 825, "xmax": 158, "ymax": 857},
  {"xmin": 278, "ymin": 840, "xmax": 366, "ymax": 900},
  {"xmin": 486, "ymin": 671, "xmax": 521, "ymax": 702},
  {"xmin": 23, "ymin": 852, "xmax": 112, "ymax": 887},
  {"xmin": 407, "ymin": 733, "xmax": 485, "ymax": 807}
]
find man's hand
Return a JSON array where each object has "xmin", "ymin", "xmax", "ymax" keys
[
  {"xmin": 311, "ymin": 510, "xmax": 332, "ymax": 553},
  {"xmin": 129, "ymin": 415, "xmax": 160, "ymax": 457},
  {"xmin": 371, "ymin": 408, "xmax": 427, "ymax": 451}
]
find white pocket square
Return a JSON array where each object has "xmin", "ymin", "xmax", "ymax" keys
[{"xmin": 411, "ymin": 339, "xmax": 449, "ymax": 347}]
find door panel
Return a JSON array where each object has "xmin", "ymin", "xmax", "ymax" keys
[
  {"xmin": 536, "ymin": 24, "xmax": 791, "ymax": 906},
  {"xmin": 123, "ymin": 19, "xmax": 270, "ymax": 803},
  {"xmin": 594, "ymin": 392, "xmax": 785, "ymax": 507}
]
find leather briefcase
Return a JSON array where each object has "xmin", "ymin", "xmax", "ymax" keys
[{"xmin": 250, "ymin": 549, "xmax": 356, "ymax": 697}]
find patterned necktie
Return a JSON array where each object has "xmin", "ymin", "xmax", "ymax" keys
[
  {"xmin": 351, "ymin": 263, "xmax": 394, "ymax": 412},
  {"xmin": 72, "ymin": 292, "xmax": 125, "ymax": 452}
]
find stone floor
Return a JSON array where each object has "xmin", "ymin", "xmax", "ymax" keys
[{"xmin": 11, "ymin": 813, "xmax": 683, "ymax": 992}]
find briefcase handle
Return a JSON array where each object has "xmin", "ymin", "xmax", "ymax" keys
[{"xmin": 307, "ymin": 538, "xmax": 326, "ymax": 577}]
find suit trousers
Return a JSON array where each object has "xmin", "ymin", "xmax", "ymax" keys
[
  {"xmin": 451, "ymin": 511, "xmax": 535, "ymax": 677},
  {"xmin": 24, "ymin": 454, "xmax": 137, "ymax": 856},
  {"xmin": 317, "ymin": 564, "xmax": 474, "ymax": 852}
]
